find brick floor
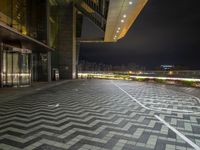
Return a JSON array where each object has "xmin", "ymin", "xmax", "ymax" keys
[
  {"xmin": 0, "ymin": 80, "xmax": 200, "ymax": 150},
  {"xmin": 0, "ymin": 80, "xmax": 71, "ymax": 104}
]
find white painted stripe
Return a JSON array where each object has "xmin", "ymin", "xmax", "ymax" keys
[
  {"xmin": 111, "ymin": 81, "xmax": 150, "ymax": 110},
  {"xmin": 112, "ymin": 81, "xmax": 200, "ymax": 149},
  {"xmin": 155, "ymin": 115, "xmax": 200, "ymax": 150},
  {"xmin": 111, "ymin": 81, "xmax": 198, "ymax": 114}
]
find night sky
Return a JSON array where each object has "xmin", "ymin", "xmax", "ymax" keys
[{"xmin": 80, "ymin": 0, "xmax": 200, "ymax": 70}]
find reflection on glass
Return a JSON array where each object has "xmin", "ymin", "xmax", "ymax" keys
[
  {"xmin": 0, "ymin": 0, "xmax": 47, "ymax": 43},
  {"xmin": 1, "ymin": 45, "xmax": 31, "ymax": 87},
  {"xmin": 21, "ymin": 54, "xmax": 30, "ymax": 85},
  {"xmin": 7, "ymin": 53, "xmax": 12, "ymax": 86},
  {"xmin": 2, "ymin": 52, "xmax": 7, "ymax": 85},
  {"xmin": 13, "ymin": 53, "xmax": 20, "ymax": 85},
  {"xmin": 0, "ymin": 0, "xmax": 27, "ymax": 33}
]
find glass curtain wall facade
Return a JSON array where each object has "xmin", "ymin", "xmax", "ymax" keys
[
  {"xmin": 0, "ymin": 0, "xmax": 52, "ymax": 87},
  {"xmin": 0, "ymin": 0, "xmax": 48, "ymax": 43},
  {"xmin": 0, "ymin": 0, "xmax": 27, "ymax": 34}
]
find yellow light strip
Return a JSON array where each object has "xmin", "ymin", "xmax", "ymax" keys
[
  {"xmin": 130, "ymin": 76, "xmax": 200, "ymax": 82},
  {"xmin": 78, "ymin": 73, "xmax": 200, "ymax": 82}
]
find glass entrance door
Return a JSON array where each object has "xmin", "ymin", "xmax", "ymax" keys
[
  {"xmin": 1, "ymin": 45, "xmax": 31, "ymax": 87},
  {"xmin": 12, "ymin": 53, "xmax": 20, "ymax": 85},
  {"xmin": 20, "ymin": 53, "xmax": 31, "ymax": 85}
]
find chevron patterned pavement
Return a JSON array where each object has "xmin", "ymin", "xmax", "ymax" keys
[{"xmin": 0, "ymin": 80, "xmax": 200, "ymax": 150}]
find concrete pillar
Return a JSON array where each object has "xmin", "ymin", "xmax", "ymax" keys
[
  {"xmin": 30, "ymin": 54, "xmax": 33, "ymax": 84},
  {"xmin": 57, "ymin": 3, "xmax": 77, "ymax": 79},
  {"xmin": 47, "ymin": 51, "xmax": 52, "ymax": 82},
  {"xmin": 46, "ymin": 0, "xmax": 52, "ymax": 82},
  {"xmin": 0, "ymin": 43, "xmax": 3, "ymax": 87},
  {"xmin": 76, "ymin": 40, "xmax": 80, "ymax": 79}
]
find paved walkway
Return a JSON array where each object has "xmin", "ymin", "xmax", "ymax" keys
[
  {"xmin": 0, "ymin": 80, "xmax": 200, "ymax": 150},
  {"xmin": 0, "ymin": 80, "xmax": 71, "ymax": 104}
]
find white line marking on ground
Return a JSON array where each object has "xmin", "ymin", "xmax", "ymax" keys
[
  {"xmin": 155, "ymin": 115, "xmax": 200, "ymax": 150},
  {"xmin": 111, "ymin": 81, "xmax": 150, "ymax": 110},
  {"xmin": 112, "ymin": 81, "xmax": 200, "ymax": 149},
  {"xmin": 111, "ymin": 81, "xmax": 198, "ymax": 114}
]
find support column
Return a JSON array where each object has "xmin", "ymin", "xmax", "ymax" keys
[
  {"xmin": 57, "ymin": 3, "xmax": 77, "ymax": 79},
  {"xmin": 30, "ymin": 54, "xmax": 33, "ymax": 84},
  {"xmin": 46, "ymin": 0, "xmax": 52, "ymax": 82},
  {"xmin": 47, "ymin": 51, "xmax": 52, "ymax": 82},
  {"xmin": 76, "ymin": 40, "xmax": 80, "ymax": 79},
  {"xmin": 0, "ymin": 43, "xmax": 3, "ymax": 88}
]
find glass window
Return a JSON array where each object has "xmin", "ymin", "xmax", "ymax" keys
[
  {"xmin": 0, "ymin": 0, "xmax": 12, "ymax": 25},
  {"xmin": 12, "ymin": 53, "xmax": 20, "ymax": 85},
  {"xmin": 7, "ymin": 53, "xmax": 12, "ymax": 86},
  {"xmin": 0, "ymin": 0, "xmax": 47, "ymax": 43},
  {"xmin": 1, "ymin": 45, "xmax": 31, "ymax": 87}
]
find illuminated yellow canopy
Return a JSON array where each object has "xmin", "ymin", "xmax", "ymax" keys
[{"xmin": 104, "ymin": 0, "xmax": 148, "ymax": 42}]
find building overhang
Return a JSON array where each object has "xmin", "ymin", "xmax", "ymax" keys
[
  {"xmin": 0, "ymin": 22, "xmax": 54, "ymax": 53},
  {"xmin": 104, "ymin": 0, "xmax": 148, "ymax": 42}
]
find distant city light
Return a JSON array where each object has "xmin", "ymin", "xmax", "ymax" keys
[
  {"xmin": 138, "ymin": 71, "xmax": 143, "ymax": 74},
  {"xmin": 121, "ymin": 19, "xmax": 124, "ymax": 23},
  {"xmin": 169, "ymin": 71, "xmax": 173, "ymax": 75},
  {"xmin": 129, "ymin": 1, "xmax": 133, "ymax": 5},
  {"xmin": 161, "ymin": 65, "xmax": 174, "ymax": 70}
]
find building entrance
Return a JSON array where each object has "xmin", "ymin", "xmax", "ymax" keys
[{"xmin": 0, "ymin": 44, "xmax": 32, "ymax": 87}]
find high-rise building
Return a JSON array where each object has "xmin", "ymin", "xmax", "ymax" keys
[{"xmin": 0, "ymin": 0, "xmax": 148, "ymax": 87}]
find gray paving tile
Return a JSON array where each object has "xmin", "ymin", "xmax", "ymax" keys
[{"xmin": 0, "ymin": 80, "xmax": 199, "ymax": 150}]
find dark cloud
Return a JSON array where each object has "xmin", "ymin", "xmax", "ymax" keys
[{"xmin": 80, "ymin": 0, "xmax": 200, "ymax": 69}]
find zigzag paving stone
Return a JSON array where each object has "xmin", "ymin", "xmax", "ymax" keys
[{"xmin": 0, "ymin": 80, "xmax": 200, "ymax": 150}]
